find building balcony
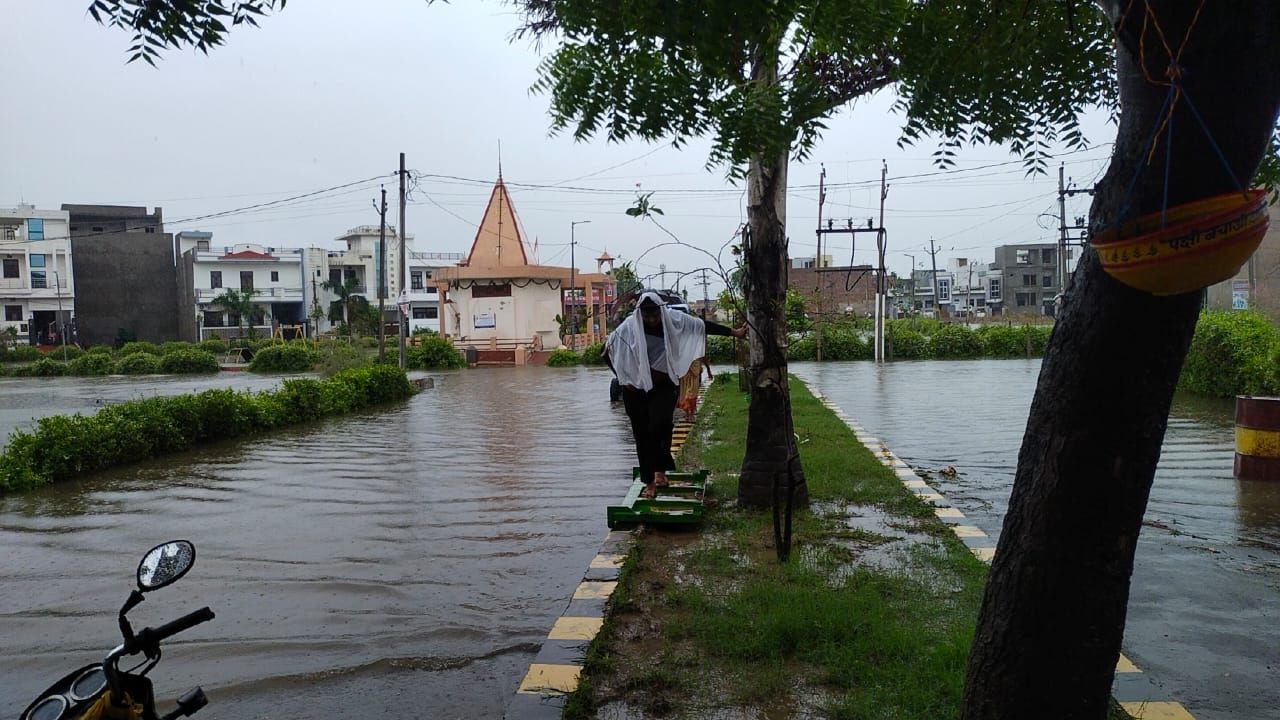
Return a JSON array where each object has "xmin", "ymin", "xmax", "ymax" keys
[
  {"xmin": 407, "ymin": 287, "xmax": 438, "ymax": 301},
  {"xmin": 195, "ymin": 287, "xmax": 304, "ymax": 301}
]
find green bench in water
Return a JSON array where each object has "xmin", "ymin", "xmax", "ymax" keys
[{"xmin": 606, "ymin": 468, "xmax": 709, "ymax": 529}]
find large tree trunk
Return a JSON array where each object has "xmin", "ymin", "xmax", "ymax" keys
[{"xmin": 961, "ymin": 3, "xmax": 1280, "ymax": 718}]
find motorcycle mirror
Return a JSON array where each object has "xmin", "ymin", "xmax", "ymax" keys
[{"xmin": 137, "ymin": 540, "xmax": 196, "ymax": 592}]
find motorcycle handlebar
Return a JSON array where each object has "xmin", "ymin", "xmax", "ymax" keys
[{"xmin": 123, "ymin": 607, "xmax": 215, "ymax": 655}]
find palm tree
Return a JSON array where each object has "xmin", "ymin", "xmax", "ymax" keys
[
  {"xmin": 322, "ymin": 276, "xmax": 362, "ymax": 342},
  {"xmin": 210, "ymin": 288, "xmax": 263, "ymax": 340}
]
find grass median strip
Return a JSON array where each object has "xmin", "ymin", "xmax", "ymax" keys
[{"xmin": 566, "ymin": 373, "xmax": 1133, "ymax": 719}]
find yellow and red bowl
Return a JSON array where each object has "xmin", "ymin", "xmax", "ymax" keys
[{"xmin": 1092, "ymin": 189, "xmax": 1268, "ymax": 296}]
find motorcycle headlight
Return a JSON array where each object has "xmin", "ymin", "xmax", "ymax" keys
[{"xmin": 69, "ymin": 666, "xmax": 107, "ymax": 701}]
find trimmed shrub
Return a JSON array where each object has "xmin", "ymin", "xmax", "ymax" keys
[
  {"xmin": 359, "ymin": 336, "xmax": 380, "ymax": 350},
  {"xmin": 929, "ymin": 324, "xmax": 983, "ymax": 359},
  {"xmin": 115, "ymin": 353, "xmax": 162, "ymax": 375},
  {"xmin": 406, "ymin": 335, "xmax": 466, "ymax": 370},
  {"xmin": 1180, "ymin": 310, "xmax": 1280, "ymax": 397},
  {"xmin": 787, "ymin": 335, "xmax": 816, "ymax": 361},
  {"xmin": 820, "ymin": 327, "xmax": 871, "ymax": 361},
  {"xmin": 38, "ymin": 346, "xmax": 85, "ymax": 362},
  {"xmin": 199, "ymin": 338, "xmax": 229, "ymax": 354},
  {"xmin": 974, "ymin": 325, "xmax": 1026, "ymax": 358},
  {"xmin": 87, "ymin": 345, "xmax": 113, "ymax": 356},
  {"xmin": 249, "ymin": 344, "xmax": 316, "ymax": 373},
  {"xmin": 888, "ymin": 328, "xmax": 930, "ymax": 359},
  {"xmin": 159, "ymin": 341, "xmax": 195, "ymax": 355},
  {"xmin": 1018, "ymin": 325, "xmax": 1053, "ymax": 357},
  {"xmin": 0, "ymin": 365, "xmax": 417, "ymax": 492},
  {"xmin": 69, "ymin": 353, "xmax": 115, "ymax": 376},
  {"xmin": 159, "ymin": 348, "xmax": 220, "ymax": 374},
  {"xmin": 118, "ymin": 341, "xmax": 160, "ymax": 357},
  {"xmin": 707, "ymin": 335, "xmax": 737, "ymax": 363},
  {"xmin": 545, "ymin": 348, "xmax": 581, "ymax": 367},
  {"xmin": 580, "ymin": 342, "xmax": 606, "ymax": 366},
  {"xmin": 12, "ymin": 358, "xmax": 68, "ymax": 377},
  {"xmin": 2, "ymin": 346, "xmax": 43, "ymax": 363},
  {"xmin": 318, "ymin": 344, "xmax": 370, "ymax": 376}
]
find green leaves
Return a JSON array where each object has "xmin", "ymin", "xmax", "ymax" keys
[{"xmin": 87, "ymin": 0, "xmax": 288, "ymax": 65}]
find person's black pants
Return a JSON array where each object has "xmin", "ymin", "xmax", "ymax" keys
[{"xmin": 622, "ymin": 376, "xmax": 678, "ymax": 486}]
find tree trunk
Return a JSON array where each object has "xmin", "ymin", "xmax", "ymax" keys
[
  {"xmin": 960, "ymin": 3, "xmax": 1280, "ymax": 718},
  {"xmin": 736, "ymin": 44, "xmax": 809, "ymax": 510}
]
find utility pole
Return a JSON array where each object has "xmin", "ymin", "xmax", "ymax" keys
[
  {"xmin": 1057, "ymin": 164, "xmax": 1068, "ymax": 293},
  {"xmin": 905, "ymin": 253, "xmax": 917, "ymax": 316},
  {"xmin": 398, "ymin": 153, "xmax": 407, "ymax": 370},
  {"xmin": 659, "ymin": 263, "xmax": 667, "ymax": 290},
  {"xmin": 815, "ymin": 165, "xmax": 826, "ymax": 362},
  {"xmin": 701, "ymin": 266, "xmax": 711, "ymax": 316},
  {"xmin": 927, "ymin": 236, "xmax": 942, "ymax": 318},
  {"xmin": 875, "ymin": 160, "xmax": 888, "ymax": 363},
  {"xmin": 570, "ymin": 219, "xmax": 591, "ymax": 349},
  {"xmin": 377, "ymin": 185, "xmax": 388, "ymax": 362}
]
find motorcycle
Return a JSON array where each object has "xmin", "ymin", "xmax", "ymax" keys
[{"xmin": 20, "ymin": 540, "xmax": 215, "ymax": 720}]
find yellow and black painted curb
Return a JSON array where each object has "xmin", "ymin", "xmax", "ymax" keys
[
  {"xmin": 504, "ymin": 385, "xmax": 708, "ymax": 719},
  {"xmin": 810, "ymin": 389, "xmax": 1197, "ymax": 720}
]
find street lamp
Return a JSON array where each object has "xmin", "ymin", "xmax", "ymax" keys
[
  {"xmin": 569, "ymin": 220, "xmax": 591, "ymax": 349},
  {"xmin": 51, "ymin": 270, "xmax": 68, "ymax": 362}
]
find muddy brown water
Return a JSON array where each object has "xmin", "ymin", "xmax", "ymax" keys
[
  {"xmin": 0, "ymin": 367, "xmax": 633, "ymax": 719},
  {"xmin": 793, "ymin": 360, "xmax": 1280, "ymax": 720}
]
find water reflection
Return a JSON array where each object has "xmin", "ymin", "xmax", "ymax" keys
[{"xmin": 0, "ymin": 366, "xmax": 632, "ymax": 719}]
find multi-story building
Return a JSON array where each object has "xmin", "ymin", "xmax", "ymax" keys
[
  {"xmin": 0, "ymin": 205, "xmax": 75, "ymax": 345},
  {"xmin": 63, "ymin": 204, "xmax": 177, "ymax": 345},
  {"xmin": 406, "ymin": 251, "xmax": 463, "ymax": 334},
  {"xmin": 174, "ymin": 232, "xmax": 306, "ymax": 340},
  {"xmin": 991, "ymin": 243, "xmax": 1079, "ymax": 316}
]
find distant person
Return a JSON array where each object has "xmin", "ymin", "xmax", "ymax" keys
[
  {"xmin": 604, "ymin": 291, "xmax": 745, "ymax": 499},
  {"xmin": 677, "ymin": 356, "xmax": 713, "ymax": 421}
]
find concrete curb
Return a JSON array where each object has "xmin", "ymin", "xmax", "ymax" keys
[
  {"xmin": 809, "ymin": 388, "xmax": 1197, "ymax": 720},
  {"xmin": 504, "ymin": 384, "xmax": 709, "ymax": 719}
]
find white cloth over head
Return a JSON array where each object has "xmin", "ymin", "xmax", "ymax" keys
[{"xmin": 605, "ymin": 290, "xmax": 706, "ymax": 392}]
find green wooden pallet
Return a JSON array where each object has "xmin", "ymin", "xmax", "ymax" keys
[{"xmin": 607, "ymin": 469, "xmax": 709, "ymax": 528}]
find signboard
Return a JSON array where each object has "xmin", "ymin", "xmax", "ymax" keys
[
  {"xmin": 396, "ymin": 290, "xmax": 410, "ymax": 318},
  {"xmin": 474, "ymin": 313, "xmax": 496, "ymax": 329},
  {"xmin": 1232, "ymin": 279, "xmax": 1250, "ymax": 310}
]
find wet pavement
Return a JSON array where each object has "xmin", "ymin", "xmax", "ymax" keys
[
  {"xmin": 793, "ymin": 360, "xmax": 1280, "ymax": 720},
  {"xmin": 0, "ymin": 367, "xmax": 632, "ymax": 719}
]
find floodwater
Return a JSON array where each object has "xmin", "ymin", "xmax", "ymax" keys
[
  {"xmin": 793, "ymin": 360, "xmax": 1280, "ymax": 720},
  {"xmin": 0, "ymin": 367, "xmax": 632, "ymax": 719}
]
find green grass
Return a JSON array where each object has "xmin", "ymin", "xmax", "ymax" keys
[{"xmin": 565, "ymin": 373, "xmax": 1133, "ymax": 719}]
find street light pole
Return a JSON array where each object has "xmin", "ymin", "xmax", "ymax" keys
[
  {"xmin": 569, "ymin": 219, "xmax": 591, "ymax": 350},
  {"xmin": 52, "ymin": 270, "xmax": 67, "ymax": 361}
]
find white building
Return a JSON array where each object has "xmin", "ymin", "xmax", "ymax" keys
[
  {"xmin": 406, "ymin": 250, "xmax": 463, "ymax": 334},
  {"xmin": 1, "ymin": 205, "xmax": 75, "ymax": 345},
  {"xmin": 175, "ymin": 232, "xmax": 306, "ymax": 340}
]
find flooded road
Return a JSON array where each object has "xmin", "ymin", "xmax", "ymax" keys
[
  {"xmin": 794, "ymin": 360, "xmax": 1280, "ymax": 720},
  {"xmin": 0, "ymin": 367, "xmax": 631, "ymax": 719}
]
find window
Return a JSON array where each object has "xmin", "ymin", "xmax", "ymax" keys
[
  {"xmin": 1016, "ymin": 249, "xmax": 1031, "ymax": 264},
  {"xmin": 473, "ymin": 282, "xmax": 512, "ymax": 298},
  {"xmin": 411, "ymin": 272, "xmax": 424, "ymax": 290},
  {"xmin": 412, "ymin": 306, "xmax": 438, "ymax": 319},
  {"xmin": 1016, "ymin": 293, "xmax": 1028, "ymax": 307},
  {"xmin": 270, "ymin": 271, "xmax": 279, "ymax": 282},
  {"xmin": 29, "ymin": 253, "xmax": 45, "ymax": 268},
  {"xmin": 988, "ymin": 278, "xmax": 1002, "ymax": 301},
  {"xmin": 210, "ymin": 271, "xmax": 222, "ymax": 289},
  {"xmin": 1023, "ymin": 274, "xmax": 1035, "ymax": 286},
  {"xmin": 329, "ymin": 269, "xmax": 342, "ymax": 285},
  {"xmin": 937, "ymin": 278, "xmax": 952, "ymax": 302},
  {"xmin": 5, "ymin": 305, "xmax": 21, "ymax": 322},
  {"xmin": 203, "ymin": 310, "xmax": 225, "ymax": 327},
  {"xmin": 1042, "ymin": 249, "xmax": 1056, "ymax": 266},
  {"xmin": 27, "ymin": 218, "xmax": 44, "ymax": 241},
  {"xmin": 31, "ymin": 271, "xmax": 46, "ymax": 289},
  {"xmin": 197, "ymin": 240, "xmax": 210, "ymax": 251},
  {"xmin": 427, "ymin": 285, "xmax": 437, "ymax": 295},
  {"xmin": 250, "ymin": 310, "xmax": 266, "ymax": 326},
  {"xmin": 2, "ymin": 258, "xmax": 17, "ymax": 278},
  {"xmin": 240, "ymin": 271, "xmax": 253, "ymax": 291},
  {"xmin": 1042, "ymin": 275, "xmax": 1053, "ymax": 287},
  {"xmin": 2, "ymin": 226, "xmax": 15, "ymax": 241}
]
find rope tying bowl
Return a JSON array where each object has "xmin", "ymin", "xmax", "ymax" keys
[{"xmin": 1092, "ymin": 189, "xmax": 1267, "ymax": 296}]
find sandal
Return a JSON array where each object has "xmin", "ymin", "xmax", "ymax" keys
[
  {"xmin": 640, "ymin": 484, "xmax": 657, "ymax": 499},
  {"xmin": 654, "ymin": 472, "xmax": 670, "ymax": 488}
]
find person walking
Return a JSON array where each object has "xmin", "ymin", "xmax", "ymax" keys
[{"xmin": 604, "ymin": 291, "xmax": 745, "ymax": 499}]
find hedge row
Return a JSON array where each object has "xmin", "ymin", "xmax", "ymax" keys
[
  {"xmin": 781, "ymin": 322, "xmax": 1052, "ymax": 362},
  {"xmin": 0, "ymin": 349, "xmax": 222, "ymax": 377},
  {"xmin": 1179, "ymin": 310, "xmax": 1280, "ymax": 397},
  {"xmin": 0, "ymin": 365, "xmax": 416, "ymax": 493},
  {"xmin": 543, "ymin": 342, "xmax": 608, "ymax": 368}
]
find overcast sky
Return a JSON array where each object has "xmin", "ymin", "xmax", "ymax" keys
[{"xmin": 1, "ymin": 1, "xmax": 1116, "ymax": 293}]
